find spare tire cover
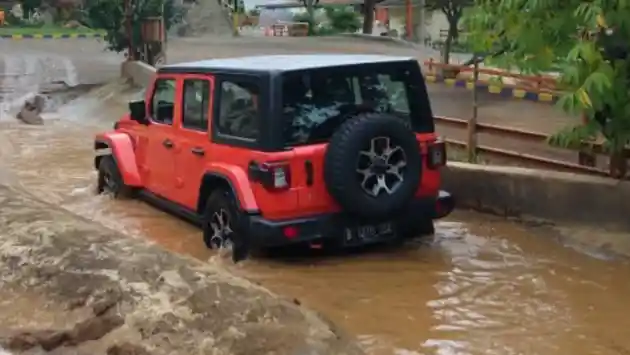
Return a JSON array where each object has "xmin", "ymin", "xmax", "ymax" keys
[{"xmin": 323, "ymin": 113, "xmax": 422, "ymax": 219}]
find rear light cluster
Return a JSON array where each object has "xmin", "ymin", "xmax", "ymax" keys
[
  {"xmin": 427, "ymin": 139, "xmax": 447, "ymax": 169},
  {"xmin": 248, "ymin": 161, "xmax": 291, "ymax": 191}
]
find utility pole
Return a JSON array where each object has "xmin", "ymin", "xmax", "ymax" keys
[
  {"xmin": 232, "ymin": 0, "xmax": 239, "ymax": 36},
  {"xmin": 306, "ymin": 0, "xmax": 315, "ymax": 34},
  {"xmin": 418, "ymin": 0, "xmax": 425, "ymax": 42},
  {"xmin": 125, "ymin": 0, "xmax": 134, "ymax": 60},
  {"xmin": 405, "ymin": 0, "xmax": 412, "ymax": 40}
]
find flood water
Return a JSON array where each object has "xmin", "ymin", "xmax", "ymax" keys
[{"xmin": 1, "ymin": 83, "xmax": 630, "ymax": 355}]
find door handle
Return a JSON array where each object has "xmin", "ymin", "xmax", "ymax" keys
[
  {"xmin": 162, "ymin": 139, "xmax": 174, "ymax": 149},
  {"xmin": 191, "ymin": 147, "xmax": 205, "ymax": 156}
]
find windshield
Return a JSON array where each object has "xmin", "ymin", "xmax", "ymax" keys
[{"xmin": 281, "ymin": 62, "xmax": 433, "ymax": 146}]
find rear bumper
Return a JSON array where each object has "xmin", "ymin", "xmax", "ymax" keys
[{"xmin": 247, "ymin": 190, "xmax": 455, "ymax": 247}]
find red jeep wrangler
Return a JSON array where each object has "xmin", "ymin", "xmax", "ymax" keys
[{"xmin": 94, "ymin": 54, "xmax": 454, "ymax": 262}]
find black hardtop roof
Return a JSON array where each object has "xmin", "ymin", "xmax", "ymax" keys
[{"xmin": 157, "ymin": 54, "xmax": 417, "ymax": 74}]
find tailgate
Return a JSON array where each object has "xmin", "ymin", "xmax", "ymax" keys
[{"xmin": 291, "ymin": 144, "xmax": 340, "ymax": 217}]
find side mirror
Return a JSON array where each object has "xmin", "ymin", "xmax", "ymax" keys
[{"xmin": 129, "ymin": 100, "xmax": 149, "ymax": 125}]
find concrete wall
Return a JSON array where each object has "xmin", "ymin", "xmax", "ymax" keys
[
  {"xmin": 443, "ymin": 162, "xmax": 630, "ymax": 230},
  {"xmin": 120, "ymin": 60, "xmax": 156, "ymax": 88},
  {"xmin": 388, "ymin": 7, "xmax": 448, "ymax": 42}
]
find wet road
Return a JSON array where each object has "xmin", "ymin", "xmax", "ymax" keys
[{"xmin": 1, "ymin": 78, "xmax": 630, "ymax": 355}]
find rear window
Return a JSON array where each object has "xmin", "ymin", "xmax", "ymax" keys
[{"xmin": 281, "ymin": 62, "xmax": 434, "ymax": 146}]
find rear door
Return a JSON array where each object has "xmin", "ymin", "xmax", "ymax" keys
[
  {"xmin": 170, "ymin": 75, "xmax": 214, "ymax": 210},
  {"xmin": 209, "ymin": 75, "xmax": 298, "ymax": 220}
]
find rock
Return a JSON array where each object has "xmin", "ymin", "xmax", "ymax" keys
[
  {"xmin": 37, "ymin": 330, "xmax": 69, "ymax": 351},
  {"xmin": 107, "ymin": 343, "xmax": 152, "ymax": 355},
  {"xmin": 16, "ymin": 107, "xmax": 44, "ymax": 125},
  {"xmin": 16, "ymin": 95, "xmax": 46, "ymax": 125},
  {"xmin": 1, "ymin": 329, "xmax": 68, "ymax": 352},
  {"xmin": 0, "ymin": 186, "xmax": 364, "ymax": 355},
  {"xmin": 90, "ymin": 288, "xmax": 123, "ymax": 316},
  {"xmin": 1, "ymin": 314, "xmax": 124, "ymax": 352},
  {"xmin": 67, "ymin": 314, "xmax": 125, "ymax": 346},
  {"xmin": 1, "ymin": 331, "xmax": 39, "ymax": 351}
]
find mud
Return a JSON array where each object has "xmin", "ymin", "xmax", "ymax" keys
[{"xmin": 0, "ymin": 184, "xmax": 363, "ymax": 355}]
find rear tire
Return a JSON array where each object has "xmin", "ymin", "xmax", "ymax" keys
[
  {"xmin": 97, "ymin": 156, "xmax": 134, "ymax": 198},
  {"xmin": 202, "ymin": 189, "xmax": 250, "ymax": 263}
]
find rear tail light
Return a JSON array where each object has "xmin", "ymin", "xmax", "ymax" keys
[
  {"xmin": 283, "ymin": 226, "xmax": 299, "ymax": 239},
  {"xmin": 248, "ymin": 161, "xmax": 292, "ymax": 191},
  {"xmin": 427, "ymin": 139, "xmax": 446, "ymax": 169}
]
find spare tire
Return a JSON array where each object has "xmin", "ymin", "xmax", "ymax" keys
[{"xmin": 323, "ymin": 113, "xmax": 422, "ymax": 219}]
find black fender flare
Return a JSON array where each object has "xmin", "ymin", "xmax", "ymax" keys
[{"xmin": 196, "ymin": 172, "xmax": 260, "ymax": 215}]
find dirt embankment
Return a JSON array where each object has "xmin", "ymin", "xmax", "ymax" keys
[{"xmin": 0, "ymin": 185, "xmax": 363, "ymax": 355}]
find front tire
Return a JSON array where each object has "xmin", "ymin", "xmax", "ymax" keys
[
  {"xmin": 97, "ymin": 156, "xmax": 133, "ymax": 198},
  {"xmin": 202, "ymin": 189, "xmax": 250, "ymax": 263}
]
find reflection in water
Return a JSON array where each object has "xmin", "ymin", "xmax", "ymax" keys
[{"xmin": 1, "ymin": 85, "xmax": 630, "ymax": 355}]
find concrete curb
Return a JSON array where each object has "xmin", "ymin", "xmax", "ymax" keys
[
  {"xmin": 425, "ymin": 75, "xmax": 558, "ymax": 103},
  {"xmin": 0, "ymin": 32, "xmax": 104, "ymax": 40},
  {"xmin": 442, "ymin": 162, "xmax": 630, "ymax": 230}
]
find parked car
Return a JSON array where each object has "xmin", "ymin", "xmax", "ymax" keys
[{"xmin": 94, "ymin": 54, "xmax": 454, "ymax": 262}]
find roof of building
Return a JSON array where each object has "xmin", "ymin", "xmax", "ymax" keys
[
  {"xmin": 376, "ymin": 0, "xmax": 421, "ymax": 7},
  {"xmin": 159, "ymin": 54, "xmax": 415, "ymax": 73},
  {"xmin": 256, "ymin": 0, "xmax": 363, "ymax": 9}
]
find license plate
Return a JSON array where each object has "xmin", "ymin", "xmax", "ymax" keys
[{"xmin": 344, "ymin": 222, "xmax": 393, "ymax": 244}]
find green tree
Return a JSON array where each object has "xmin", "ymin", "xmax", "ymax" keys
[
  {"xmin": 324, "ymin": 5, "xmax": 361, "ymax": 33},
  {"xmin": 362, "ymin": 0, "xmax": 376, "ymax": 34},
  {"xmin": 299, "ymin": 0, "xmax": 319, "ymax": 35},
  {"xmin": 464, "ymin": 0, "xmax": 630, "ymax": 156},
  {"xmin": 425, "ymin": 0, "xmax": 472, "ymax": 63},
  {"xmin": 82, "ymin": 0, "xmax": 182, "ymax": 54}
]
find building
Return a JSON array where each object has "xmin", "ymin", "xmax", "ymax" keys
[
  {"xmin": 375, "ymin": 0, "xmax": 449, "ymax": 42},
  {"xmin": 256, "ymin": 0, "xmax": 400, "ymax": 34}
]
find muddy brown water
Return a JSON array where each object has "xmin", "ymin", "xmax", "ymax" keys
[{"xmin": 1, "ymin": 83, "xmax": 630, "ymax": 355}]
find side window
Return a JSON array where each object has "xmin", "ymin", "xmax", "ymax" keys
[
  {"xmin": 150, "ymin": 78, "xmax": 176, "ymax": 125},
  {"xmin": 216, "ymin": 80, "xmax": 260, "ymax": 140},
  {"xmin": 182, "ymin": 79, "xmax": 210, "ymax": 131},
  {"xmin": 376, "ymin": 74, "xmax": 409, "ymax": 113}
]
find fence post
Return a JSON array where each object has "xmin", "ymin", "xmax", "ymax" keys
[
  {"xmin": 609, "ymin": 151, "xmax": 627, "ymax": 179},
  {"xmin": 577, "ymin": 112, "xmax": 597, "ymax": 167},
  {"xmin": 467, "ymin": 56, "xmax": 479, "ymax": 162}
]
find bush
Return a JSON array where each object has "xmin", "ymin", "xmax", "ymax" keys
[{"xmin": 4, "ymin": 10, "xmax": 25, "ymax": 26}]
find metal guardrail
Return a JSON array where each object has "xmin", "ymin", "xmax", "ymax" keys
[
  {"xmin": 422, "ymin": 58, "xmax": 628, "ymax": 179},
  {"xmin": 435, "ymin": 115, "xmax": 630, "ymax": 179}
]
